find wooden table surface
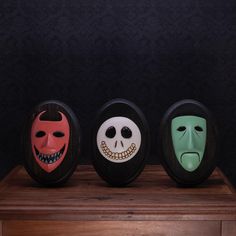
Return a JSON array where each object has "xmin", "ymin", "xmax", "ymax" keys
[{"xmin": 0, "ymin": 165, "xmax": 236, "ymax": 236}]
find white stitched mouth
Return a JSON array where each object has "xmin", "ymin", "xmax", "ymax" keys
[
  {"xmin": 34, "ymin": 145, "xmax": 65, "ymax": 164},
  {"xmin": 100, "ymin": 141, "xmax": 136, "ymax": 160}
]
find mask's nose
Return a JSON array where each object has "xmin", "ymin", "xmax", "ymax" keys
[
  {"xmin": 186, "ymin": 129, "xmax": 195, "ymax": 150},
  {"xmin": 114, "ymin": 140, "xmax": 124, "ymax": 148},
  {"xmin": 41, "ymin": 134, "xmax": 57, "ymax": 151}
]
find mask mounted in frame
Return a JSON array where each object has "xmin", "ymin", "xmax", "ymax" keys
[
  {"xmin": 160, "ymin": 99, "xmax": 218, "ymax": 186},
  {"xmin": 92, "ymin": 99, "xmax": 150, "ymax": 186},
  {"xmin": 23, "ymin": 100, "xmax": 80, "ymax": 186},
  {"xmin": 31, "ymin": 111, "xmax": 70, "ymax": 173}
]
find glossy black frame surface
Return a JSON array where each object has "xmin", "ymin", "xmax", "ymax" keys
[
  {"xmin": 160, "ymin": 99, "xmax": 218, "ymax": 186},
  {"xmin": 92, "ymin": 98, "xmax": 150, "ymax": 186},
  {"xmin": 23, "ymin": 100, "xmax": 81, "ymax": 186}
]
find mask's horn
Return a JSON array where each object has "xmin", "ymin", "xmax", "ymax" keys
[
  {"xmin": 35, "ymin": 111, "xmax": 67, "ymax": 122},
  {"xmin": 59, "ymin": 112, "xmax": 67, "ymax": 123},
  {"xmin": 35, "ymin": 111, "xmax": 46, "ymax": 122}
]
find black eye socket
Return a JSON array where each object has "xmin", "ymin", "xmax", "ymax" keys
[
  {"xmin": 121, "ymin": 126, "xmax": 132, "ymax": 138},
  {"xmin": 177, "ymin": 126, "xmax": 186, "ymax": 132},
  {"xmin": 35, "ymin": 131, "xmax": 46, "ymax": 137},
  {"xmin": 195, "ymin": 126, "xmax": 203, "ymax": 132},
  {"xmin": 105, "ymin": 126, "xmax": 116, "ymax": 138},
  {"xmin": 53, "ymin": 131, "xmax": 65, "ymax": 137}
]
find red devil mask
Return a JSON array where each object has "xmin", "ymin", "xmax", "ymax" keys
[{"xmin": 31, "ymin": 111, "xmax": 70, "ymax": 173}]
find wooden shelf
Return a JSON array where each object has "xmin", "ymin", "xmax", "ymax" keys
[{"xmin": 0, "ymin": 165, "xmax": 236, "ymax": 235}]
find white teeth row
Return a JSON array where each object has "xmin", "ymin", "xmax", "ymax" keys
[
  {"xmin": 37, "ymin": 151, "xmax": 62, "ymax": 164},
  {"xmin": 100, "ymin": 141, "xmax": 136, "ymax": 160}
]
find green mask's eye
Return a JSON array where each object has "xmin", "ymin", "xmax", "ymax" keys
[
  {"xmin": 177, "ymin": 126, "xmax": 186, "ymax": 132},
  {"xmin": 195, "ymin": 126, "xmax": 203, "ymax": 132}
]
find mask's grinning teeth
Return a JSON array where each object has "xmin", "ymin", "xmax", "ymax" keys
[
  {"xmin": 100, "ymin": 141, "xmax": 136, "ymax": 160},
  {"xmin": 35, "ymin": 145, "xmax": 65, "ymax": 164}
]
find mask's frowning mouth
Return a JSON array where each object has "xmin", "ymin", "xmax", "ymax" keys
[
  {"xmin": 100, "ymin": 141, "xmax": 136, "ymax": 160},
  {"xmin": 34, "ymin": 145, "xmax": 65, "ymax": 164}
]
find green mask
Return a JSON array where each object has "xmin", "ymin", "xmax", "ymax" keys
[{"xmin": 171, "ymin": 115, "xmax": 206, "ymax": 172}]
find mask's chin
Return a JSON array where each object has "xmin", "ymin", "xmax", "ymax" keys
[
  {"xmin": 179, "ymin": 152, "xmax": 201, "ymax": 172},
  {"xmin": 100, "ymin": 141, "xmax": 136, "ymax": 160},
  {"xmin": 34, "ymin": 145, "xmax": 65, "ymax": 164}
]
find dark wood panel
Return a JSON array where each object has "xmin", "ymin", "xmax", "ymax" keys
[
  {"xmin": 2, "ymin": 220, "xmax": 221, "ymax": 236},
  {"xmin": 222, "ymin": 221, "xmax": 236, "ymax": 236},
  {"xmin": 0, "ymin": 165, "xmax": 235, "ymax": 221}
]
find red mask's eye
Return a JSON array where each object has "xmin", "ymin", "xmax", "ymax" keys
[
  {"xmin": 53, "ymin": 131, "xmax": 65, "ymax": 137},
  {"xmin": 35, "ymin": 131, "xmax": 46, "ymax": 138}
]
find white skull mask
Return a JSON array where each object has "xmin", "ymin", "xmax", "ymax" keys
[{"xmin": 97, "ymin": 116, "xmax": 141, "ymax": 163}]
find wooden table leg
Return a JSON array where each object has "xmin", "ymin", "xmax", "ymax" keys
[
  {"xmin": 222, "ymin": 221, "xmax": 236, "ymax": 236},
  {"xmin": 0, "ymin": 221, "xmax": 2, "ymax": 236}
]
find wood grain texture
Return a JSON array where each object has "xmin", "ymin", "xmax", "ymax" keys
[
  {"xmin": 0, "ymin": 221, "xmax": 2, "ymax": 236},
  {"xmin": 2, "ymin": 220, "xmax": 221, "ymax": 236},
  {"xmin": 0, "ymin": 165, "xmax": 235, "ymax": 221},
  {"xmin": 222, "ymin": 221, "xmax": 236, "ymax": 236}
]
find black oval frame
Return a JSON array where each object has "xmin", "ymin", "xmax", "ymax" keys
[
  {"xmin": 92, "ymin": 98, "xmax": 150, "ymax": 186},
  {"xmin": 23, "ymin": 100, "xmax": 81, "ymax": 186},
  {"xmin": 160, "ymin": 99, "xmax": 218, "ymax": 186}
]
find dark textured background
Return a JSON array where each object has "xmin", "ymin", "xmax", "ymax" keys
[{"xmin": 0, "ymin": 1, "xmax": 236, "ymax": 185}]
